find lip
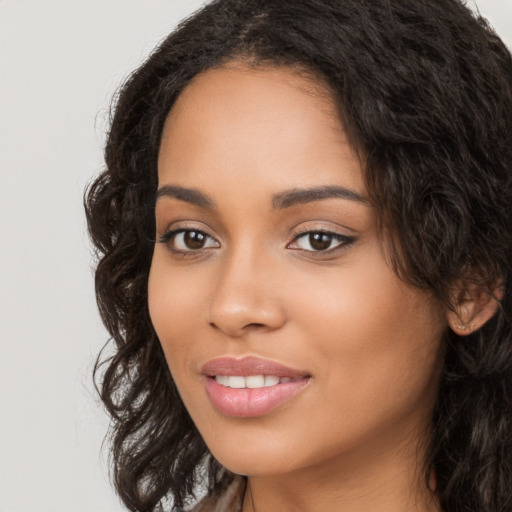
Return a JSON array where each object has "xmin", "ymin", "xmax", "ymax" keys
[
  {"xmin": 201, "ymin": 356, "xmax": 308, "ymax": 378},
  {"xmin": 202, "ymin": 356, "xmax": 311, "ymax": 418}
]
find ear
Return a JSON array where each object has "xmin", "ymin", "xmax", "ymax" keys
[{"xmin": 446, "ymin": 281, "xmax": 503, "ymax": 336}]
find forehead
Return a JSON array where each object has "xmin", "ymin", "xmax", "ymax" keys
[
  {"xmin": 167, "ymin": 63, "xmax": 339, "ymax": 127},
  {"xmin": 158, "ymin": 64, "xmax": 365, "ymax": 197}
]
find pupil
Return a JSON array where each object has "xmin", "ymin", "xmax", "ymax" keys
[
  {"xmin": 309, "ymin": 233, "xmax": 331, "ymax": 251},
  {"xmin": 184, "ymin": 231, "xmax": 206, "ymax": 249}
]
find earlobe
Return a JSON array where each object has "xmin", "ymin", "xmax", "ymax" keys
[{"xmin": 446, "ymin": 282, "xmax": 503, "ymax": 336}]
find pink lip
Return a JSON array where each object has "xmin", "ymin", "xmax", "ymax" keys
[
  {"xmin": 202, "ymin": 356, "xmax": 311, "ymax": 418},
  {"xmin": 201, "ymin": 356, "xmax": 308, "ymax": 378}
]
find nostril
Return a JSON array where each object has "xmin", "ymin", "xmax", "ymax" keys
[
  {"xmin": 207, "ymin": 296, "xmax": 287, "ymax": 336},
  {"xmin": 208, "ymin": 321, "xmax": 268, "ymax": 334},
  {"xmin": 244, "ymin": 323, "xmax": 268, "ymax": 331}
]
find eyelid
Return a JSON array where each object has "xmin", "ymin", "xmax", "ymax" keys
[
  {"xmin": 157, "ymin": 220, "xmax": 215, "ymax": 241},
  {"xmin": 158, "ymin": 222, "xmax": 220, "ymax": 253},
  {"xmin": 156, "ymin": 221, "xmax": 356, "ymax": 256},
  {"xmin": 158, "ymin": 228, "xmax": 218, "ymax": 243},
  {"xmin": 287, "ymin": 226, "xmax": 356, "ymax": 254}
]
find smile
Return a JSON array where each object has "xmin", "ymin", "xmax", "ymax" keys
[
  {"xmin": 214, "ymin": 375, "xmax": 300, "ymax": 388},
  {"xmin": 202, "ymin": 357, "xmax": 311, "ymax": 417}
]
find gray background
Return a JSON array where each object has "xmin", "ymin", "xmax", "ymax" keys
[{"xmin": 0, "ymin": 1, "xmax": 510, "ymax": 511}]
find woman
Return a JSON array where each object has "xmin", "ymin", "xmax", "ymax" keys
[{"xmin": 85, "ymin": 0, "xmax": 512, "ymax": 511}]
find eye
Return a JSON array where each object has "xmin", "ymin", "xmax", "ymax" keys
[
  {"xmin": 288, "ymin": 231, "xmax": 354, "ymax": 252},
  {"xmin": 160, "ymin": 229, "xmax": 220, "ymax": 252}
]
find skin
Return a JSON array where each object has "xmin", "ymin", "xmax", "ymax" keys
[{"xmin": 148, "ymin": 64, "xmax": 446, "ymax": 512}]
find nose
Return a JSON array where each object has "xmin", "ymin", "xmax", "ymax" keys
[{"xmin": 207, "ymin": 248, "xmax": 286, "ymax": 338}]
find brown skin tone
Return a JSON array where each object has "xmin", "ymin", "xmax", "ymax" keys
[{"xmin": 149, "ymin": 64, "xmax": 447, "ymax": 512}]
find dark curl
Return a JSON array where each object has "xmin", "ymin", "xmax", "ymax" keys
[{"xmin": 85, "ymin": 1, "xmax": 512, "ymax": 511}]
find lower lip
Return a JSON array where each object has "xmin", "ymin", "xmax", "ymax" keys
[{"xmin": 204, "ymin": 377, "xmax": 310, "ymax": 418}]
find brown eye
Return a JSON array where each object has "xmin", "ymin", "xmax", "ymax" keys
[
  {"xmin": 288, "ymin": 230, "xmax": 355, "ymax": 253},
  {"xmin": 183, "ymin": 231, "xmax": 208, "ymax": 249},
  {"xmin": 308, "ymin": 233, "xmax": 332, "ymax": 251},
  {"xmin": 162, "ymin": 229, "xmax": 220, "ymax": 252}
]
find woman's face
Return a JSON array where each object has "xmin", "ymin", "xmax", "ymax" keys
[{"xmin": 148, "ymin": 64, "xmax": 446, "ymax": 477}]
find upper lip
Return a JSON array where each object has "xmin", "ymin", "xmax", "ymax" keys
[{"xmin": 201, "ymin": 356, "xmax": 310, "ymax": 379}]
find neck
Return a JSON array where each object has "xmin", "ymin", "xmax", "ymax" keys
[{"xmin": 242, "ymin": 425, "xmax": 439, "ymax": 512}]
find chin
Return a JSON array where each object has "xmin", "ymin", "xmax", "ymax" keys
[
  {"xmin": 200, "ymin": 426, "xmax": 303, "ymax": 476},
  {"xmin": 214, "ymin": 452, "xmax": 300, "ymax": 477}
]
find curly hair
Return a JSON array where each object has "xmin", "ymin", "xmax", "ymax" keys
[{"xmin": 85, "ymin": 1, "xmax": 512, "ymax": 511}]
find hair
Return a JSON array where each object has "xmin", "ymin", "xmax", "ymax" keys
[{"xmin": 85, "ymin": 1, "xmax": 512, "ymax": 511}]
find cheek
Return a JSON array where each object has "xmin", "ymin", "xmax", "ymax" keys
[
  {"xmin": 147, "ymin": 253, "xmax": 208, "ymax": 371},
  {"xmin": 290, "ymin": 251, "xmax": 445, "ymax": 413}
]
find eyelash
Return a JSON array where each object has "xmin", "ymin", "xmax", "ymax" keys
[
  {"xmin": 158, "ymin": 227, "xmax": 356, "ymax": 256},
  {"xmin": 287, "ymin": 229, "xmax": 356, "ymax": 255},
  {"xmin": 158, "ymin": 228, "xmax": 219, "ymax": 253}
]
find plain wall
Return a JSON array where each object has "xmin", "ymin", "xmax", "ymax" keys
[{"xmin": 0, "ymin": 1, "xmax": 511, "ymax": 511}]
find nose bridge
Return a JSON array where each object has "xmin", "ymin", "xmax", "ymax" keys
[{"xmin": 208, "ymin": 239, "xmax": 285, "ymax": 336}]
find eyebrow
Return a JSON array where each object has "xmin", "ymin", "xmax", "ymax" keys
[
  {"xmin": 156, "ymin": 185, "xmax": 215, "ymax": 209},
  {"xmin": 155, "ymin": 184, "xmax": 368, "ymax": 210},
  {"xmin": 272, "ymin": 185, "xmax": 368, "ymax": 209}
]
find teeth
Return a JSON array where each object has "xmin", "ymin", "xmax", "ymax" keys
[
  {"xmin": 216, "ymin": 375, "xmax": 229, "ymax": 386},
  {"xmin": 229, "ymin": 376, "xmax": 246, "ymax": 389},
  {"xmin": 214, "ymin": 375, "xmax": 291, "ymax": 389},
  {"xmin": 246, "ymin": 375, "xmax": 265, "ymax": 388},
  {"xmin": 264, "ymin": 375, "xmax": 280, "ymax": 386}
]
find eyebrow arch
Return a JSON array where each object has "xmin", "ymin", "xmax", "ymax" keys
[
  {"xmin": 272, "ymin": 185, "xmax": 368, "ymax": 209},
  {"xmin": 156, "ymin": 185, "xmax": 215, "ymax": 209}
]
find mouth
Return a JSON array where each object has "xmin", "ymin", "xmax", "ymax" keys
[
  {"xmin": 202, "ymin": 356, "xmax": 311, "ymax": 417},
  {"xmin": 213, "ymin": 374, "xmax": 302, "ymax": 388}
]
